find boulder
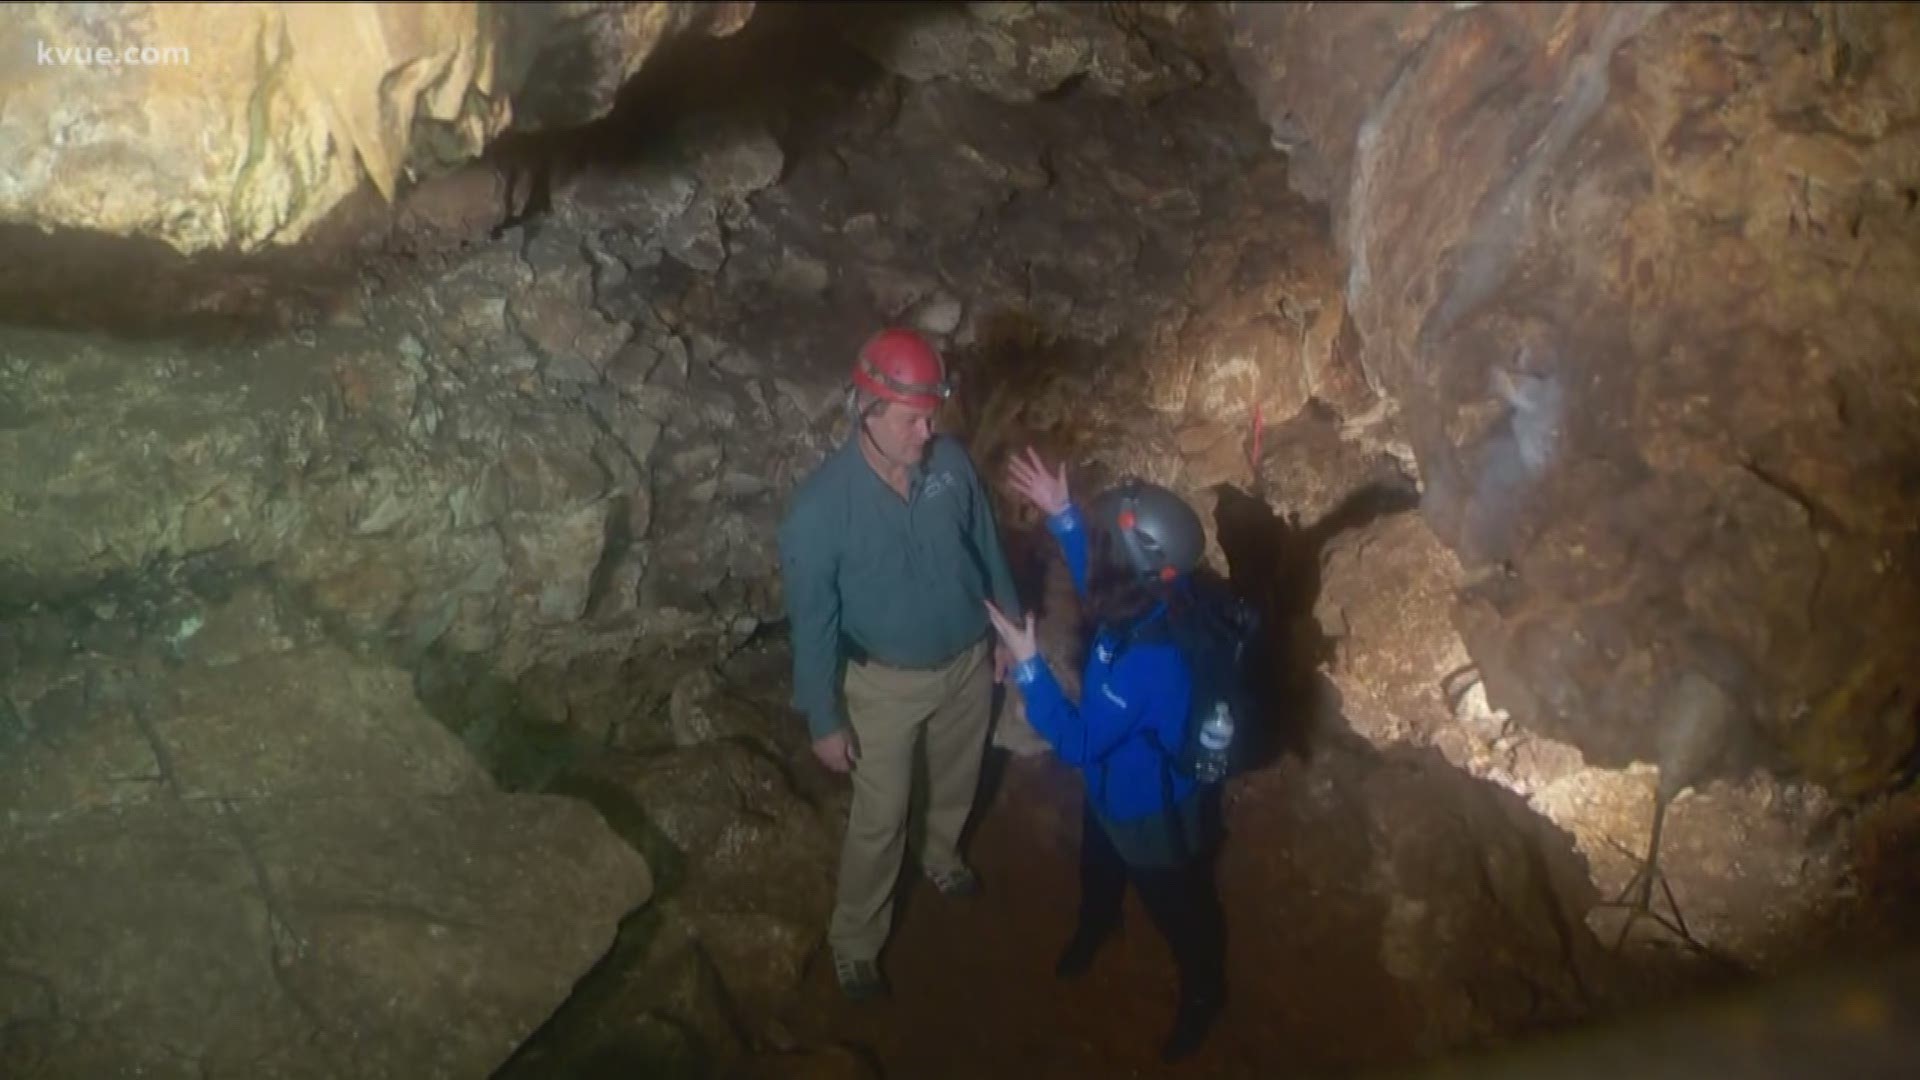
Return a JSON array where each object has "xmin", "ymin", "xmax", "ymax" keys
[{"xmin": 0, "ymin": 597, "xmax": 652, "ymax": 1079}]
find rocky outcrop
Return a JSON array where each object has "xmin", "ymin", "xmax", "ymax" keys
[
  {"xmin": 508, "ymin": 3, "xmax": 754, "ymax": 133},
  {"xmin": 0, "ymin": 106, "xmax": 797, "ymax": 682},
  {"xmin": 1310, "ymin": 509, "xmax": 1855, "ymax": 972},
  {"xmin": 846, "ymin": 1, "xmax": 1204, "ymax": 105},
  {"xmin": 493, "ymin": 639, "xmax": 846, "ymax": 1079},
  {"xmin": 0, "ymin": 579, "xmax": 651, "ymax": 1079},
  {"xmin": 1227, "ymin": 3, "xmax": 1920, "ymax": 796},
  {"xmin": 0, "ymin": 2, "xmax": 749, "ymax": 254}
]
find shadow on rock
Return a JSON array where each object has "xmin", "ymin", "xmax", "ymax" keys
[{"xmin": 1211, "ymin": 477, "xmax": 1422, "ymax": 770}]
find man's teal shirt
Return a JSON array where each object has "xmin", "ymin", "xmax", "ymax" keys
[{"xmin": 778, "ymin": 434, "xmax": 1024, "ymax": 740}]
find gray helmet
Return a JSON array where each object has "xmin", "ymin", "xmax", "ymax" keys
[{"xmin": 1088, "ymin": 478, "xmax": 1205, "ymax": 583}]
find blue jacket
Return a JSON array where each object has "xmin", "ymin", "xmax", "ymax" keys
[{"xmin": 1011, "ymin": 503, "xmax": 1198, "ymax": 824}]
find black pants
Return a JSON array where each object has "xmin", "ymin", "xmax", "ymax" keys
[{"xmin": 1073, "ymin": 796, "xmax": 1226, "ymax": 1005}]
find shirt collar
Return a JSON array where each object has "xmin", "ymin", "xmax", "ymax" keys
[{"xmin": 846, "ymin": 430, "xmax": 931, "ymax": 492}]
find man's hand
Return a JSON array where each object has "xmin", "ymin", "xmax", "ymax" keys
[
  {"xmin": 993, "ymin": 642, "xmax": 1013, "ymax": 684},
  {"xmin": 812, "ymin": 729, "xmax": 857, "ymax": 774},
  {"xmin": 984, "ymin": 601, "xmax": 1039, "ymax": 664}
]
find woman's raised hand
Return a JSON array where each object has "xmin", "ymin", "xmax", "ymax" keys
[{"xmin": 1006, "ymin": 445, "xmax": 1071, "ymax": 517}]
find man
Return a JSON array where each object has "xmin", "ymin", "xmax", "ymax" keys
[{"xmin": 777, "ymin": 327, "xmax": 1023, "ymax": 1001}]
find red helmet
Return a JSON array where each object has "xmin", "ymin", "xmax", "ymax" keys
[{"xmin": 852, "ymin": 328, "xmax": 952, "ymax": 410}]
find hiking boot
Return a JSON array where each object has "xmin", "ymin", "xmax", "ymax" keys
[
  {"xmin": 1159, "ymin": 992, "xmax": 1222, "ymax": 1064},
  {"xmin": 833, "ymin": 954, "xmax": 889, "ymax": 1002},
  {"xmin": 925, "ymin": 863, "xmax": 981, "ymax": 899}
]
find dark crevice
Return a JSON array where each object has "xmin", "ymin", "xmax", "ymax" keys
[
  {"xmin": 1517, "ymin": 810, "xmax": 1598, "ymax": 1011},
  {"xmin": 482, "ymin": 2, "xmax": 919, "ymax": 191},
  {"xmin": 128, "ymin": 700, "xmax": 182, "ymax": 798},
  {"xmin": 411, "ymin": 645, "xmax": 593, "ymax": 793},
  {"xmin": 212, "ymin": 798, "xmax": 346, "ymax": 1075},
  {"xmin": 1738, "ymin": 455, "xmax": 1848, "ymax": 537},
  {"xmin": 1211, "ymin": 477, "xmax": 1423, "ymax": 767}
]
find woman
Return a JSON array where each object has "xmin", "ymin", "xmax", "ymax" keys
[{"xmin": 984, "ymin": 447, "xmax": 1227, "ymax": 1065}]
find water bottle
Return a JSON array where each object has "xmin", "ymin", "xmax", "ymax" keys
[{"xmin": 1193, "ymin": 702, "xmax": 1233, "ymax": 782}]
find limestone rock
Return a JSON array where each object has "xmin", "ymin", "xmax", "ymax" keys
[
  {"xmin": 668, "ymin": 667, "xmax": 781, "ymax": 748},
  {"xmin": 908, "ymin": 292, "xmax": 965, "ymax": 336},
  {"xmin": 1215, "ymin": 744, "xmax": 1613, "ymax": 1065},
  {"xmin": 391, "ymin": 165, "xmax": 512, "ymax": 248},
  {"xmin": 492, "ymin": 901, "xmax": 749, "ymax": 1080},
  {"xmin": 0, "ymin": 3, "xmax": 751, "ymax": 254},
  {"xmin": 1313, "ymin": 512, "xmax": 1467, "ymax": 752},
  {"xmin": 0, "ymin": 793, "xmax": 647, "ymax": 1080},
  {"xmin": 1354, "ymin": 754, "xmax": 1606, "ymax": 1054},
  {"xmin": 508, "ymin": 3, "xmax": 754, "ymax": 133},
  {"xmin": 500, "ymin": 411, "xmax": 613, "ymax": 514},
  {"xmin": 682, "ymin": 117, "xmax": 787, "ymax": 200},
  {"xmin": 1307, "ymin": 505, "xmax": 1859, "ymax": 971},
  {"xmin": 502, "ymin": 501, "xmax": 613, "ymax": 627},
  {"xmin": 0, "ymin": 599, "xmax": 651, "ymax": 1080},
  {"xmin": 512, "ymin": 263, "xmax": 632, "ymax": 381},
  {"xmin": 1532, "ymin": 767, "xmax": 1850, "ymax": 967},
  {"xmin": 845, "ymin": 3, "xmax": 1199, "ymax": 104},
  {"xmin": 1256, "ymin": 403, "xmax": 1417, "ymax": 529},
  {"xmin": 0, "ymin": 326, "xmax": 318, "ymax": 599},
  {"xmin": 573, "ymin": 741, "xmax": 840, "ymax": 1023},
  {"xmin": 1228, "ymin": 3, "xmax": 1920, "ymax": 795},
  {"xmin": 557, "ymin": 159, "xmax": 700, "ymax": 246}
]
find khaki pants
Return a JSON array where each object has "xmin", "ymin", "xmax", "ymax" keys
[{"xmin": 828, "ymin": 639, "xmax": 992, "ymax": 961}]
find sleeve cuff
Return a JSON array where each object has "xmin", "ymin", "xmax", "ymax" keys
[
  {"xmin": 801, "ymin": 704, "xmax": 842, "ymax": 742},
  {"xmin": 1012, "ymin": 655, "xmax": 1047, "ymax": 687},
  {"xmin": 1047, "ymin": 504, "xmax": 1082, "ymax": 535}
]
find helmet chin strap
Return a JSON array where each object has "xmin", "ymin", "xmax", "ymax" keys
[{"xmin": 857, "ymin": 399, "xmax": 921, "ymax": 474}]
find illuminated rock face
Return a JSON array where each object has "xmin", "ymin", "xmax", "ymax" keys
[
  {"xmin": 1228, "ymin": 2, "xmax": 1920, "ymax": 796},
  {"xmin": 0, "ymin": 3, "xmax": 750, "ymax": 255}
]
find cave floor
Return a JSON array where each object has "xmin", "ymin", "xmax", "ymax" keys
[{"xmin": 768, "ymin": 748, "xmax": 1423, "ymax": 1080}]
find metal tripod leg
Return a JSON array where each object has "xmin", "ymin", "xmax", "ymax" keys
[{"xmin": 1590, "ymin": 791, "xmax": 1728, "ymax": 964}]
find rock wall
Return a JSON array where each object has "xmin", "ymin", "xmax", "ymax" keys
[
  {"xmin": 1, "ymin": 4, "xmax": 1399, "ymax": 1071},
  {"xmin": 0, "ymin": 575, "xmax": 650, "ymax": 1078},
  {"xmin": 1226, "ymin": 2, "xmax": 1920, "ymax": 797},
  {"xmin": 9, "ymin": 1, "xmax": 1919, "ymax": 1071},
  {"xmin": 0, "ymin": 2, "xmax": 749, "ymax": 254},
  {"xmin": 1309, "ymin": 508, "xmax": 1858, "ymax": 974}
]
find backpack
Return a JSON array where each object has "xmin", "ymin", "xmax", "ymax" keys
[
  {"xmin": 1118, "ymin": 578, "xmax": 1262, "ymax": 785},
  {"xmin": 1170, "ymin": 579, "xmax": 1263, "ymax": 783},
  {"xmin": 1103, "ymin": 580, "xmax": 1261, "ymax": 866}
]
